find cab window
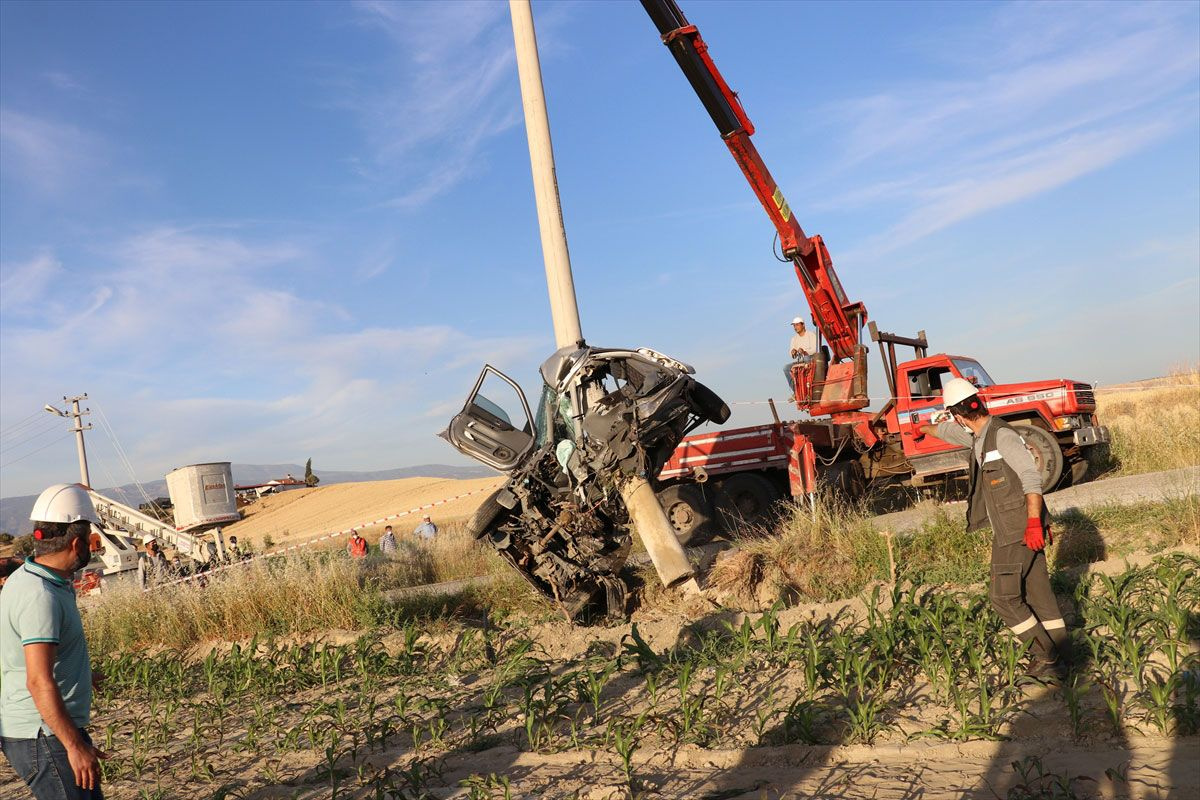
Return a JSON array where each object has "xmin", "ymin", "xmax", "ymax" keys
[{"xmin": 906, "ymin": 366, "xmax": 953, "ymax": 402}]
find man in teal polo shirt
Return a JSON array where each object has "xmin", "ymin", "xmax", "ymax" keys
[{"xmin": 0, "ymin": 484, "xmax": 107, "ymax": 799}]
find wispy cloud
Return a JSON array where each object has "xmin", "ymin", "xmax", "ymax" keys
[
  {"xmin": 0, "ymin": 253, "xmax": 64, "ymax": 312},
  {"xmin": 0, "ymin": 226, "xmax": 541, "ymax": 494},
  {"xmin": 346, "ymin": 0, "xmax": 531, "ymax": 207},
  {"xmin": 820, "ymin": 1, "xmax": 1198, "ymax": 257},
  {"xmin": 0, "ymin": 108, "xmax": 104, "ymax": 197}
]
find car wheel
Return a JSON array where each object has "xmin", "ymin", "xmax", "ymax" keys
[
  {"xmin": 713, "ymin": 473, "xmax": 780, "ymax": 532},
  {"xmin": 1012, "ymin": 423, "xmax": 1064, "ymax": 492},
  {"xmin": 657, "ymin": 483, "xmax": 715, "ymax": 546},
  {"xmin": 689, "ymin": 381, "xmax": 731, "ymax": 425},
  {"xmin": 466, "ymin": 488, "xmax": 512, "ymax": 540}
]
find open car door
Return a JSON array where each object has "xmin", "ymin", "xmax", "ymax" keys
[{"xmin": 444, "ymin": 366, "xmax": 537, "ymax": 472}]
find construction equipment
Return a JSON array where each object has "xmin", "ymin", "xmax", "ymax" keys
[
  {"xmin": 86, "ymin": 489, "xmax": 227, "ymax": 576},
  {"xmin": 642, "ymin": 0, "xmax": 1110, "ymax": 538},
  {"xmin": 444, "ymin": 0, "xmax": 1110, "ymax": 619}
]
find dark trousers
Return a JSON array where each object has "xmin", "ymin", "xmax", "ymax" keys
[
  {"xmin": 0, "ymin": 729, "xmax": 103, "ymax": 800},
  {"xmin": 989, "ymin": 531, "xmax": 1067, "ymax": 661}
]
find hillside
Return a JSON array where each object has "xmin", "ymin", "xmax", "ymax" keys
[
  {"xmin": 226, "ymin": 475, "xmax": 504, "ymax": 548},
  {"xmin": 0, "ymin": 462, "xmax": 495, "ymax": 536}
]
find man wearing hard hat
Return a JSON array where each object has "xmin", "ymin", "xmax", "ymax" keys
[
  {"xmin": 0, "ymin": 484, "xmax": 107, "ymax": 798},
  {"xmin": 918, "ymin": 378, "xmax": 1066, "ymax": 676},
  {"xmin": 137, "ymin": 537, "xmax": 169, "ymax": 589}
]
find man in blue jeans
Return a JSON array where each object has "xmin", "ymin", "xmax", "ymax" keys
[{"xmin": 0, "ymin": 484, "xmax": 107, "ymax": 799}]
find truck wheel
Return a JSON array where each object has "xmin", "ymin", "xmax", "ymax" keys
[
  {"xmin": 466, "ymin": 488, "xmax": 512, "ymax": 540},
  {"xmin": 1012, "ymin": 423, "xmax": 1063, "ymax": 492},
  {"xmin": 657, "ymin": 483, "xmax": 715, "ymax": 547},
  {"xmin": 817, "ymin": 460, "xmax": 866, "ymax": 500},
  {"xmin": 1066, "ymin": 457, "xmax": 1089, "ymax": 486},
  {"xmin": 713, "ymin": 473, "xmax": 780, "ymax": 533}
]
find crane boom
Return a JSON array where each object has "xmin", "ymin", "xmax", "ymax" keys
[{"xmin": 640, "ymin": 0, "xmax": 866, "ymax": 365}]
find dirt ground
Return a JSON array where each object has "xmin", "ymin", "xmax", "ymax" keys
[{"xmin": 225, "ymin": 475, "xmax": 503, "ymax": 549}]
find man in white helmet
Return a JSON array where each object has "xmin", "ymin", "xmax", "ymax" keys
[
  {"xmin": 918, "ymin": 379, "xmax": 1066, "ymax": 676},
  {"xmin": 0, "ymin": 484, "xmax": 108, "ymax": 798},
  {"xmin": 783, "ymin": 316, "xmax": 817, "ymax": 391},
  {"xmin": 137, "ymin": 537, "xmax": 168, "ymax": 589}
]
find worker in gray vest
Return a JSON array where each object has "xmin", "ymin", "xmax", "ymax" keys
[{"xmin": 918, "ymin": 378, "xmax": 1066, "ymax": 675}]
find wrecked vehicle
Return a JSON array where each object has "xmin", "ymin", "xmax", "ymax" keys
[{"xmin": 442, "ymin": 345, "xmax": 729, "ymax": 621}]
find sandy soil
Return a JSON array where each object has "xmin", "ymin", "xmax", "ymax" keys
[
  {"xmin": 1, "ymin": 548, "xmax": 1196, "ymax": 800},
  {"xmin": 225, "ymin": 475, "xmax": 503, "ymax": 549}
]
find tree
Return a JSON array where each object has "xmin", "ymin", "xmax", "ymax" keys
[{"xmin": 304, "ymin": 458, "xmax": 320, "ymax": 487}]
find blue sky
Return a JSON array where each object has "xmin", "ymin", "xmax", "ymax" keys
[{"xmin": 2, "ymin": 0, "xmax": 1197, "ymax": 498}]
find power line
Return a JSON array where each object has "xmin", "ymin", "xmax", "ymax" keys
[
  {"xmin": 0, "ymin": 418, "xmax": 65, "ymax": 451},
  {"xmin": 0, "ymin": 432, "xmax": 74, "ymax": 469},
  {"xmin": 0, "ymin": 409, "xmax": 48, "ymax": 439}
]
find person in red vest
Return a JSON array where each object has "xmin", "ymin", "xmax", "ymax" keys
[{"xmin": 346, "ymin": 532, "xmax": 368, "ymax": 559}]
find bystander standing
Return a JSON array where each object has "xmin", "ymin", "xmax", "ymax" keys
[
  {"xmin": 378, "ymin": 526, "xmax": 397, "ymax": 556},
  {"xmin": 0, "ymin": 484, "xmax": 108, "ymax": 799},
  {"xmin": 413, "ymin": 516, "xmax": 437, "ymax": 540}
]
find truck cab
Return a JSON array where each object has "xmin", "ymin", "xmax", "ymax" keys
[{"xmin": 893, "ymin": 354, "xmax": 1108, "ymax": 490}]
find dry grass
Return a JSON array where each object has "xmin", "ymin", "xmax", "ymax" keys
[
  {"xmin": 709, "ymin": 497, "xmax": 889, "ymax": 604},
  {"xmin": 1095, "ymin": 366, "xmax": 1200, "ymax": 476},
  {"xmin": 84, "ymin": 525, "xmax": 513, "ymax": 654},
  {"xmin": 85, "ymin": 555, "xmax": 374, "ymax": 654}
]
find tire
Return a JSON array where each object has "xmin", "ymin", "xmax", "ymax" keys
[
  {"xmin": 1065, "ymin": 457, "xmax": 1089, "ymax": 487},
  {"xmin": 690, "ymin": 381, "xmax": 731, "ymax": 425},
  {"xmin": 657, "ymin": 483, "xmax": 715, "ymax": 547},
  {"xmin": 816, "ymin": 460, "xmax": 866, "ymax": 500},
  {"xmin": 713, "ymin": 473, "xmax": 780, "ymax": 532},
  {"xmin": 466, "ymin": 488, "xmax": 511, "ymax": 540},
  {"xmin": 1012, "ymin": 423, "xmax": 1064, "ymax": 493}
]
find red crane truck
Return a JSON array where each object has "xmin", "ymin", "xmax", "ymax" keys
[{"xmin": 641, "ymin": 0, "xmax": 1110, "ymax": 542}]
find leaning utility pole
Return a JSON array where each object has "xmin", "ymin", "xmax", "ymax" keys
[
  {"xmin": 45, "ymin": 394, "xmax": 92, "ymax": 487},
  {"xmin": 509, "ymin": 0, "xmax": 584, "ymax": 349},
  {"xmin": 508, "ymin": 0, "xmax": 698, "ymax": 595}
]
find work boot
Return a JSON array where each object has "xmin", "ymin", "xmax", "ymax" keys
[{"xmin": 1025, "ymin": 657, "xmax": 1062, "ymax": 681}]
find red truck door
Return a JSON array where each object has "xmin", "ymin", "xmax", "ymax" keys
[{"xmin": 895, "ymin": 361, "xmax": 961, "ymax": 458}]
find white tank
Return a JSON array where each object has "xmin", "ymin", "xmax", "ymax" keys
[{"xmin": 165, "ymin": 462, "xmax": 240, "ymax": 531}]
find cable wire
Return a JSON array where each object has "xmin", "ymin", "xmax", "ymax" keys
[
  {"xmin": 0, "ymin": 409, "xmax": 50, "ymax": 439},
  {"xmin": 1, "ymin": 417, "xmax": 63, "ymax": 450},
  {"xmin": 93, "ymin": 403, "xmax": 158, "ymax": 509},
  {"xmin": 0, "ymin": 432, "xmax": 74, "ymax": 469}
]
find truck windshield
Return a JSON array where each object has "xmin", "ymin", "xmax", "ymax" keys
[{"xmin": 953, "ymin": 359, "xmax": 995, "ymax": 388}]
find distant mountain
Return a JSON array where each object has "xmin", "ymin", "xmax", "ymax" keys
[{"xmin": 0, "ymin": 463, "xmax": 496, "ymax": 537}]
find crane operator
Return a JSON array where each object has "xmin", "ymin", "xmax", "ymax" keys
[
  {"xmin": 918, "ymin": 378, "xmax": 1067, "ymax": 676},
  {"xmin": 783, "ymin": 316, "xmax": 817, "ymax": 391}
]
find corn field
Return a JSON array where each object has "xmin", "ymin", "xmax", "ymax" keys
[{"xmin": 81, "ymin": 552, "xmax": 1198, "ymax": 800}]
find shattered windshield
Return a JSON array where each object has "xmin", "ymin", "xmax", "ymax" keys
[{"xmin": 534, "ymin": 384, "xmax": 576, "ymax": 447}]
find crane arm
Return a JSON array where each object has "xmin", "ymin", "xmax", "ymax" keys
[{"xmin": 640, "ymin": 0, "xmax": 866, "ymax": 363}]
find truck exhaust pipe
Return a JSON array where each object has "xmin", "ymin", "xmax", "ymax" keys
[{"xmin": 619, "ymin": 476, "xmax": 699, "ymax": 592}]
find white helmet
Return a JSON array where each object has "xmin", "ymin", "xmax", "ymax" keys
[
  {"xmin": 790, "ymin": 316, "xmax": 805, "ymax": 325},
  {"xmin": 942, "ymin": 377, "xmax": 980, "ymax": 409},
  {"xmin": 30, "ymin": 483, "xmax": 99, "ymax": 525}
]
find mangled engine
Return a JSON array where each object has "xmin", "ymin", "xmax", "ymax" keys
[{"xmin": 448, "ymin": 346, "xmax": 729, "ymax": 621}]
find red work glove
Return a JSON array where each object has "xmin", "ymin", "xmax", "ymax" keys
[{"xmin": 1024, "ymin": 518, "xmax": 1045, "ymax": 551}]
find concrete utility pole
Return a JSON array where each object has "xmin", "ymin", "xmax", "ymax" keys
[
  {"xmin": 509, "ymin": 0, "xmax": 584, "ymax": 349},
  {"xmin": 508, "ymin": 0, "xmax": 698, "ymax": 596},
  {"xmin": 44, "ymin": 394, "xmax": 92, "ymax": 487}
]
